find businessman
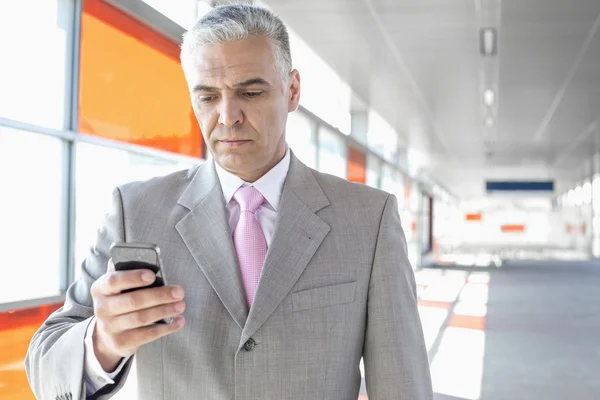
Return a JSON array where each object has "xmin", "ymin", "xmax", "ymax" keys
[{"xmin": 26, "ymin": 3, "xmax": 433, "ymax": 399}]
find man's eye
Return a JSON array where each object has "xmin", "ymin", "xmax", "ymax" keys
[
  {"xmin": 243, "ymin": 91, "xmax": 262, "ymax": 98},
  {"xmin": 198, "ymin": 96, "xmax": 216, "ymax": 103}
]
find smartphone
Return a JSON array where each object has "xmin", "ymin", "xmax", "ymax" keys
[{"xmin": 109, "ymin": 242, "xmax": 172, "ymax": 324}]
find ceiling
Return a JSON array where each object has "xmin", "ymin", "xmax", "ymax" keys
[{"xmin": 263, "ymin": 0, "xmax": 600, "ymax": 198}]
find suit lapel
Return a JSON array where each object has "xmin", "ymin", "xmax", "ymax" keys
[
  {"xmin": 175, "ymin": 161, "xmax": 248, "ymax": 330},
  {"xmin": 240, "ymin": 153, "xmax": 331, "ymax": 346}
]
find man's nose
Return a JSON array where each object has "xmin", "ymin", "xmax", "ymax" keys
[{"xmin": 218, "ymin": 96, "xmax": 243, "ymax": 127}]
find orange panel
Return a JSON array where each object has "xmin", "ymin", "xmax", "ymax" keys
[
  {"xmin": 465, "ymin": 213, "xmax": 482, "ymax": 221},
  {"xmin": 347, "ymin": 144, "xmax": 366, "ymax": 184},
  {"xmin": 501, "ymin": 224, "xmax": 525, "ymax": 232},
  {"xmin": 566, "ymin": 224, "xmax": 573, "ymax": 233},
  {"xmin": 448, "ymin": 314, "xmax": 486, "ymax": 331},
  {"xmin": 0, "ymin": 303, "xmax": 63, "ymax": 400},
  {"xmin": 417, "ymin": 300, "xmax": 453, "ymax": 310},
  {"xmin": 79, "ymin": 0, "xmax": 203, "ymax": 157}
]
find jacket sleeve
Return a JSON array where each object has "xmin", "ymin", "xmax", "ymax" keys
[
  {"xmin": 363, "ymin": 193, "xmax": 433, "ymax": 399},
  {"xmin": 25, "ymin": 187, "xmax": 134, "ymax": 400}
]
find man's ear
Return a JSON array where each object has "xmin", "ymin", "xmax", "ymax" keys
[{"xmin": 288, "ymin": 69, "xmax": 301, "ymax": 112}]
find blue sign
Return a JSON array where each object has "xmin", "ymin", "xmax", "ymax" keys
[{"xmin": 486, "ymin": 181, "xmax": 554, "ymax": 192}]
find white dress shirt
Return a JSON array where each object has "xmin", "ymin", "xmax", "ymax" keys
[{"xmin": 83, "ymin": 148, "xmax": 291, "ymax": 394}]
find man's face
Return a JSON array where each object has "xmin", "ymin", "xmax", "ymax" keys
[{"xmin": 183, "ymin": 36, "xmax": 300, "ymax": 182}]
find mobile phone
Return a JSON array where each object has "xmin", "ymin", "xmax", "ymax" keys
[{"xmin": 109, "ymin": 242, "xmax": 172, "ymax": 324}]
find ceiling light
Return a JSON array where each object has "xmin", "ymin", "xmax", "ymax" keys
[
  {"xmin": 480, "ymin": 28, "xmax": 497, "ymax": 56},
  {"xmin": 483, "ymin": 89, "xmax": 495, "ymax": 106},
  {"xmin": 485, "ymin": 117, "xmax": 494, "ymax": 127}
]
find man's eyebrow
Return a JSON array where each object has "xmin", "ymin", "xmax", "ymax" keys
[
  {"xmin": 232, "ymin": 78, "xmax": 272, "ymax": 88},
  {"xmin": 192, "ymin": 78, "xmax": 272, "ymax": 93},
  {"xmin": 193, "ymin": 84, "xmax": 219, "ymax": 93}
]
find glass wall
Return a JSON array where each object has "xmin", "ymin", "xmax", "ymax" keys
[
  {"xmin": 347, "ymin": 144, "xmax": 367, "ymax": 184},
  {"xmin": 558, "ymin": 179, "xmax": 594, "ymax": 257},
  {"xmin": 317, "ymin": 126, "xmax": 347, "ymax": 179},
  {"xmin": 0, "ymin": 0, "xmax": 73, "ymax": 130},
  {"xmin": 593, "ymin": 176, "xmax": 600, "ymax": 257},
  {"xmin": 421, "ymin": 195, "xmax": 432, "ymax": 254},
  {"xmin": 286, "ymin": 110, "xmax": 316, "ymax": 169},
  {"xmin": 79, "ymin": 0, "xmax": 203, "ymax": 157},
  {"xmin": 74, "ymin": 143, "xmax": 198, "ymax": 280},
  {"xmin": 0, "ymin": 127, "xmax": 68, "ymax": 304},
  {"xmin": 142, "ymin": 0, "xmax": 199, "ymax": 28},
  {"xmin": 367, "ymin": 110, "xmax": 399, "ymax": 163},
  {"xmin": 288, "ymin": 29, "xmax": 352, "ymax": 135},
  {"xmin": 404, "ymin": 180, "xmax": 422, "ymax": 268},
  {"xmin": 366, "ymin": 153, "xmax": 381, "ymax": 189}
]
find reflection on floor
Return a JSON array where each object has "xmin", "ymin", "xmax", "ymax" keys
[
  {"xmin": 0, "ymin": 303, "xmax": 61, "ymax": 400},
  {"xmin": 420, "ymin": 260, "xmax": 600, "ymax": 400},
  {"xmin": 418, "ymin": 268, "xmax": 489, "ymax": 400}
]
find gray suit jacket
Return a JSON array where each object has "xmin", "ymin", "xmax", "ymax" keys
[{"xmin": 26, "ymin": 153, "xmax": 433, "ymax": 400}]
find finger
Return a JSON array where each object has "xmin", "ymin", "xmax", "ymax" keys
[
  {"xmin": 92, "ymin": 269, "xmax": 156, "ymax": 296},
  {"xmin": 113, "ymin": 316, "xmax": 185, "ymax": 350},
  {"xmin": 110, "ymin": 285, "xmax": 184, "ymax": 315},
  {"xmin": 95, "ymin": 285, "xmax": 184, "ymax": 320},
  {"xmin": 107, "ymin": 258, "xmax": 116, "ymax": 272},
  {"xmin": 106, "ymin": 301, "xmax": 186, "ymax": 332}
]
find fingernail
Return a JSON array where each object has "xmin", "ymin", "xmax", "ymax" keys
[
  {"xmin": 175, "ymin": 302, "xmax": 185, "ymax": 312},
  {"xmin": 171, "ymin": 287, "xmax": 184, "ymax": 299},
  {"xmin": 142, "ymin": 271, "xmax": 155, "ymax": 282},
  {"xmin": 175, "ymin": 316, "xmax": 185, "ymax": 327}
]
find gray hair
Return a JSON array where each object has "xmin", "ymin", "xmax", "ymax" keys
[{"xmin": 181, "ymin": 3, "xmax": 292, "ymax": 83}]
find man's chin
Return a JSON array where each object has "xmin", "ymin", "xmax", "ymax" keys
[{"xmin": 216, "ymin": 155, "xmax": 256, "ymax": 173}]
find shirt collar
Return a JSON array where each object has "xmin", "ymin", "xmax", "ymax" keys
[{"xmin": 214, "ymin": 147, "xmax": 291, "ymax": 211}]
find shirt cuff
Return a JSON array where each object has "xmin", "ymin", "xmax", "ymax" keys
[{"xmin": 83, "ymin": 316, "xmax": 130, "ymax": 394}]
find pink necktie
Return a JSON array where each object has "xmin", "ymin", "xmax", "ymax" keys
[{"xmin": 233, "ymin": 186, "xmax": 267, "ymax": 308}]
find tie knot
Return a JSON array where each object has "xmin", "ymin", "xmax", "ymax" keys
[{"xmin": 234, "ymin": 186, "xmax": 265, "ymax": 213}]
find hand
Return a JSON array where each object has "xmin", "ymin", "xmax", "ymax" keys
[{"xmin": 90, "ymin": 259, "xmax": 185, "ymax": 372}]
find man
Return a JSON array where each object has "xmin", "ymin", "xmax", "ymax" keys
[{"xmin": 26, "ymin": 4, "xmax": 433, "ymax": 399}]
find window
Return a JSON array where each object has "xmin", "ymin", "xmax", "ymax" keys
[
  {"xmin": 286, "ymin": 111, "xmax": 316, "ymax": 169},
  {"xmin": 74, "ymin": 142, "xmax": 198, "ymax": 280},
  {"xmin": 0, "ymin": 0, "xmax": 73, "ymax": 129},
  {"xmin": 79, "ymin": 0, "xmax": 203, "ymax": 158},
  {"xmin": 0, "ymin": 127, "xmax": 67, "ymax": 303},
  {"xmin": 142, "ymin": 0, "xmax": 200, "ymax": 28},
  {"xmin": 347, "ymin": 144, "xmax": 366, "ymax": 184},
  {"xmin": 317, "ymin": 126, "xmax": 346, "ymax": 179},
  {"xmin": 380, "ymin": 164, "xmax": 396, "ymax": 195},
  {"xmin": 593, "ymin": 176, "xmax": 600, "ymax": 214},
  {"xmin": 366, "ymin": 153, "xmax": 381, "ymax": 189},
  {"xmin": 288, "ymin": 29, "xmax": 351, "ymax": 134},
  {"xmin": 367, "ymin": 110, "xmax": 399, "ymax": 163}
]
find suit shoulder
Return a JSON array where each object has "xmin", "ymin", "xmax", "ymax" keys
[
  {"xmin": 118, "ymin": 165, "xmax": 199, "ymax": 199},
  {"xmin": 308, "ymin": 168, "xmax": 390, "ymax": 205}
]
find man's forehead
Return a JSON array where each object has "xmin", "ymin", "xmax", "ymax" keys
[
  {"xmin": 187, "ymin": 58, "xmax": 277, "ymax": 89},
  {"xmin": 189, "ymin": 65, "xmax": 272, "ymax": 90},
  {"xmin": 195, "ymin": 59, "xmax": 265, "ymax": 77}
]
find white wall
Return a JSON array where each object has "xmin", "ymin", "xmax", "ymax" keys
[{"xmin": 446, "ymin": 196, "xmax": 578, "ymax": 251}]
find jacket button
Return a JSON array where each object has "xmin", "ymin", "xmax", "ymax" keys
[{"xmin": 243, "ymin": 338, "xmax": 255, "ymax": 351}]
